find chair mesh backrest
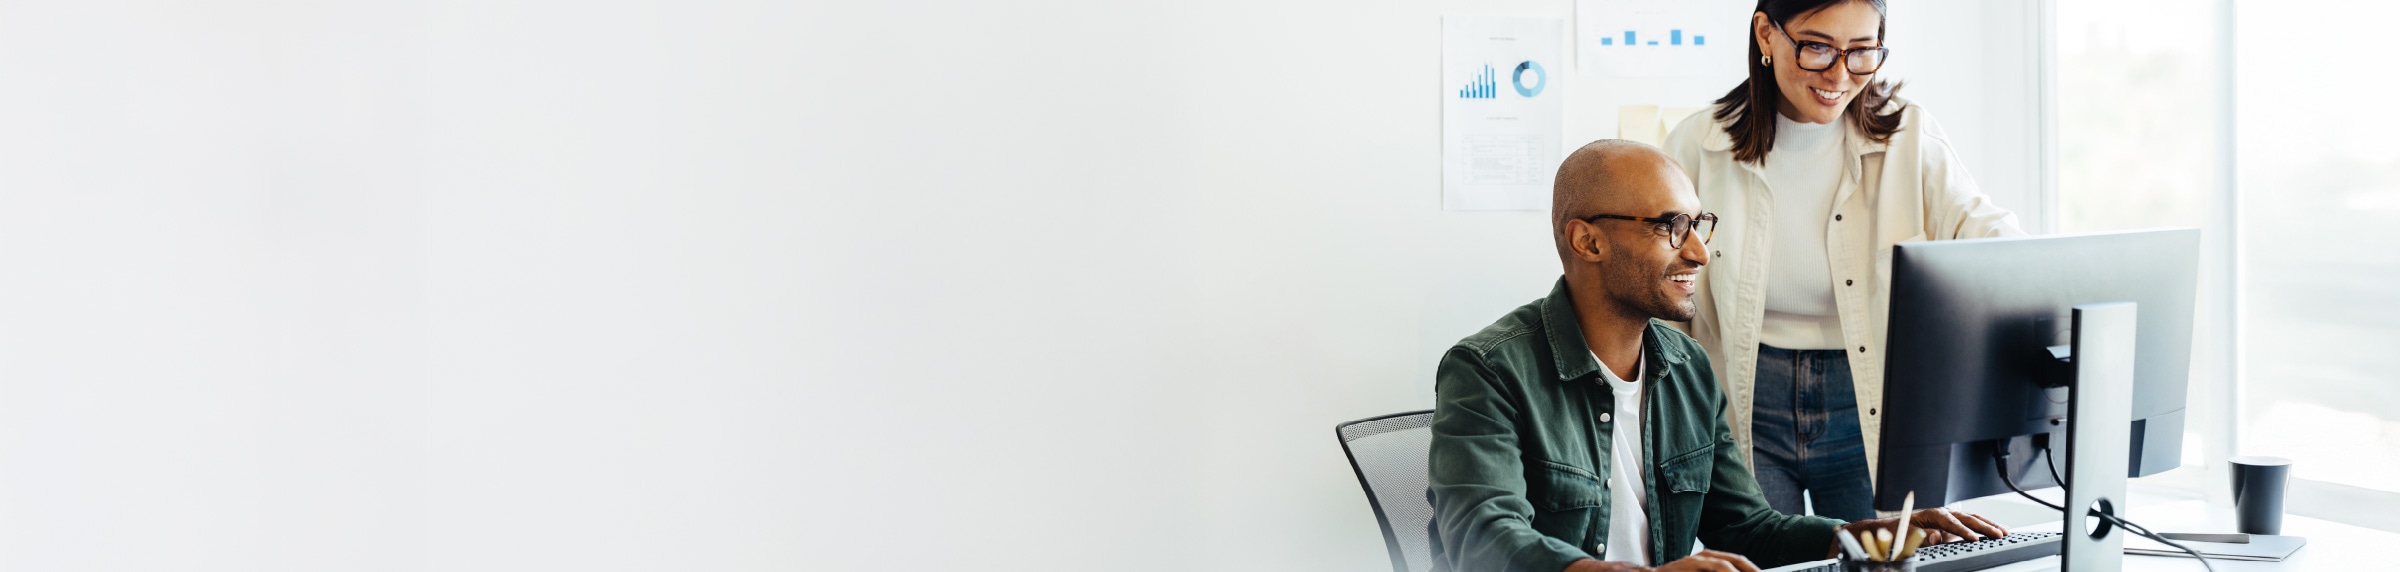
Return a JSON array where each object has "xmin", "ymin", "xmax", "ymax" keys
[{"xmin": 1337, "ymin": 410, "xmax": 1437, "ymax": 572}]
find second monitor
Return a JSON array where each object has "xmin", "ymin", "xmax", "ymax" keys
[{"xmin": 1874, "ymin": 228, "xmax": 2201, "ymax": 510}]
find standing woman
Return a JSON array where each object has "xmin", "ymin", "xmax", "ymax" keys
[{"xmin": 1661, "ymin": 0, "xmax": 2022, "ymax": 521}]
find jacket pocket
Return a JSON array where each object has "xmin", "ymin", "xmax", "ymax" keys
[
  {"xmin": 1535, "ymin": 460, "xmax": 1605, "ymax": 511},
  {"xmin": 1530, "ymin": 460, "xmax": 1605, "ymax": 550},
  {"xmin": 1661, "ymin": 447, "xmax": 1713, "ymax": 494},
  {"xmin": 1654, "ymin": 447, "xmax": 1714, "ymax": 544}
]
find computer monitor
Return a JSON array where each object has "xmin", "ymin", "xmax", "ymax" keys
[{"xmin": 1873, "ymin": 229, "xmax": 2200, "ymax": 511}]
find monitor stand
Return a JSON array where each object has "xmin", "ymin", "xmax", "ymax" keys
[{"xmin": 2062, "ymin": 302, "xmax": 2137, "ymax": 572}]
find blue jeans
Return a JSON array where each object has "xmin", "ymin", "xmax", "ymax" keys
[{"xmin": 1750, "ymin": 344, "xmax": 1875, "ymax": 521}]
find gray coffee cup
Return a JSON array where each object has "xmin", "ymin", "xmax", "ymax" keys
[{"xmin": 2230, "ymin": 456, "xmax": 2291, "ymax": 535}]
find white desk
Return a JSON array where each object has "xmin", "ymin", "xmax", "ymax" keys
[{"xmin": 1981, "ymin": 500, "xmax": 2390, "ymax": 570}]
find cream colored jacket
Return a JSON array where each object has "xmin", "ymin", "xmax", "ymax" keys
[{"xmin": 1660, "ymin": 98, "xmax": 2025, "ymax": 480}]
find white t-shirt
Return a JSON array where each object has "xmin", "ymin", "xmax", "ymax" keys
[
  {"xmin": 1758, "ymin": 113, "xmax": 1847, "ymax": 350},
  {"xmin": 1592, "ymin": 349, "xmax": 1651, "ymax": 564}
]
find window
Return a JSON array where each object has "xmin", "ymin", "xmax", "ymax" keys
[
  {"xmin": 2233, "ymin": 0, "xmax": 2400, "ymax": 495},
  {"xmin": 2063, "ymin": 0, "xmax": 2400, "ymax": 503},
  {"xmin": 2055, "ymin": 0, "xmax": 2221, "ymax": 484},
  {"xmin": 2056, "ymin": 1, "xmax": 2215, "ymax": 234}
]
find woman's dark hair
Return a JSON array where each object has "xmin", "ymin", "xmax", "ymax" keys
[{"xmin": 1713, "ymin": 0, "xmax": 1903, "ymax": 164}]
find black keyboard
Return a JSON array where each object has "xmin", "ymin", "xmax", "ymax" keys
[
  {"xmin": 1757, "ymin": 532, "xmax": 2061, "ymax": 572},
  {"xmin": 1915, "ymin": 532, "xmax": 2061, "ymax": 572}
]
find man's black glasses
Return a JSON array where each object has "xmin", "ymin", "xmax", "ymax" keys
[{"xmin": 1583, "ymin": 212, "xmax": 1717, "ymax": 249}]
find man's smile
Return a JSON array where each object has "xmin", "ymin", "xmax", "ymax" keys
[{"xmin": 1669, "ymin": 271, "xmax": 1698, "ymax": 294}]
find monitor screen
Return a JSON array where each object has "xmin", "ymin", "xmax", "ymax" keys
[{"xmin": 1874, "ymin": 229, "xmax": 2200, "ymax": 510}]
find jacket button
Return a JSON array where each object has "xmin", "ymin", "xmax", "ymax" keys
[
  {"xmin": 1858, "ymin": 346, "xmax": 1867, "ymax": 352},
  {"xmin": 1595, "ymin": 543, "xmax": 1606, "ymax": 556},
  {"xmin": 1870, "ymin": 408, "xmax": 1878, "ymax": 415},
  {"xmin": 1600, "ymin": 412, "xmax": 1612, "ymax": 423},
  {"xmin": 1846, "ymin": 279, "xmax": 1854, "ymax": 286},
  {"xmin": 1834, "ymin": 214, "xmax": 1843, "ymax": 221}
]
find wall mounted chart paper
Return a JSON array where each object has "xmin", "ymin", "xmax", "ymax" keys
[
  {"xmin": 1443, "ymin": 17, "xmax": 1564, "ymax": 211},
  {"xmin": 1576, "ymin": 0, "xmax": 1747, "ymax": 78}
]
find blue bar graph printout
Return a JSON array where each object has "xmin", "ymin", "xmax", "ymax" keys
[
  {"xmin": 1599, "ymin": 29, "xmax": 1705, "ymax": 48},
  {"xmin": 1580, "ymin": 9, "xmax": 1733, "ymax": 78},
  {"xmin": 1456, "ymin": 64, "xmax": 1497, "ymax": 99}
]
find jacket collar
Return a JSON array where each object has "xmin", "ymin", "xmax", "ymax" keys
[
  {"xmin": 1698, "ymin": 100, "xmax": 1897, "ymax": 157},
  {"xmin": 1538, "ymin": 277, "xmax": 1691, "ymax": 384}
]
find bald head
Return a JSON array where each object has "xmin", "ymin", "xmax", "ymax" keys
[{"xmin": 1551, "ymin": 140, "xmax": 1694, "ymax": 256}]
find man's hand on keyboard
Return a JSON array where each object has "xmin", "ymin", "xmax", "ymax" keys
[{"xmin": 1827, "ymin": 507, "xmax": 2010, "ymax": 558}]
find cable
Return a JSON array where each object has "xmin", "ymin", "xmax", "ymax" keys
[
  {"xmin": 2042, "ymin": 444, "xmax": 2067, "ymax": 487},
  {"xmin": 2039, "ymin": 447, "xmax": 2213, "ymax": 571},
  {"xmin": 1992, "ymin": 450, "xmax": 2063, "ymax": 511},
  {"xmin": 1991, "ymin": 446, "xmax": 2215, "ymax": 572},
  {"xmin": 2099, "ymin": 501, "xmax": 2212, "ymax": 572}
]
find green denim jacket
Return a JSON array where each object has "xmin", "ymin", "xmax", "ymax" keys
[{"xmin": 1429, "ymin": 278, "xmax": 1840, "ymax": 572}]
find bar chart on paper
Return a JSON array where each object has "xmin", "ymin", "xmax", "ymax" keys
[
  {"xmin": 1595, "ymin": 29, "xmax": 1705, "ymax": 46},
  {"xmin": 1458, "ymin": 64, "xmax": 1497, "ymax": 99},
  {"xmin": 1576, "ymin": 0, "xmax": 1746, "ymax": 78}
]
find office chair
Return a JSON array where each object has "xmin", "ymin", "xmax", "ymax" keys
[{"xmin": 1336, "ymin": 410, "xmax": 1437, "ymax": 572}]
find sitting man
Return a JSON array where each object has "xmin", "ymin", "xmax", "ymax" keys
[{"xmin": 1428, "ymin": 140, "xmax": 2009, "ymax": 572}]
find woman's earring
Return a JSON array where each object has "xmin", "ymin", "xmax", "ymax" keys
[{"xmin": 1761, "ymin": 54, "xmax": 1773, "ymax": 66}]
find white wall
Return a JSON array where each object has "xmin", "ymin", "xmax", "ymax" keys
[{"xmin": 0, "ymin": 1, "xmax": 2043, "ymax": 570}]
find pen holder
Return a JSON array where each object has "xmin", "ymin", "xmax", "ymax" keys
[{"xmin": 1837, "ymin": 554, "xmax": 1916, "ymax": 572}]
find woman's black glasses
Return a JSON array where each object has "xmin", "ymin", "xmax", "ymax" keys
[{"xmin": 1775, "ymin": 24, "xmax": 1888, "ymax": 75}]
